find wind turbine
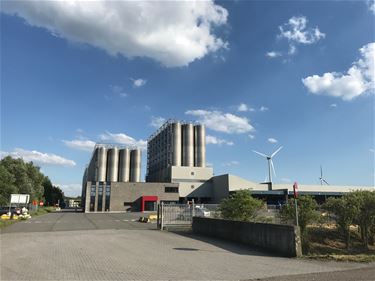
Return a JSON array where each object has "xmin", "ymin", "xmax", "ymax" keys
[
  {"xmin": 319, "ymin": 165, "xmax": 329, "ymax": 185},
  {"xmin": 252, "ymin": 146, "xmax": 283, "ymax": 185}
]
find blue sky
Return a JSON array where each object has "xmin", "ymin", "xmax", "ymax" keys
[{"xmin": 1, "ymin": 1, "xmax": 374, "ymax": 196}]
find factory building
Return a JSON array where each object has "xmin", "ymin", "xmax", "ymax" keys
[
  {"xmin": 146, "ymin": 121, "xmax": 213, "ymax": 199},
  {"xmin": 82, "ymin": 121, "xmax": 374, "ymax": 212},
  {"xmin": 81, "ymin": 144, "xmax": 179, "ymax": 212}
]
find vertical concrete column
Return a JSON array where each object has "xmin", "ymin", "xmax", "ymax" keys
[
  {"xmin": 172, "ymin": 122, "xmax": 182, "ymax": 166},
  {"xmin": 194, "ymin": 124, "xmax": 206, "ymax": 167},
  {"xmin": 118, "ymin": 148, "xmax": 130, "ymax": 182},
  {"xmin": 182, "ymin": 123, "xmax": 194, "ymax": 167},
  {"xmin": 97, "ymin": 146, "xmax": 107, "ymax": 182}
]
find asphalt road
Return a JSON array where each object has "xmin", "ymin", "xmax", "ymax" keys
[{"xmin": 1, "ymin": 211, "xmax": 374, "ymax": 280}]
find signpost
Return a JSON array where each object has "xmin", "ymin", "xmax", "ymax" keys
[
  {"xmin": 9, "ymin": 194, "xmax": 30, "ymax": 215},
  {"xmin": 293, "ymin": 182, "xmax": 299, "ymax": 227}
]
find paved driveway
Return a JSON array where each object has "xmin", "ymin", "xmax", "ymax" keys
[{"xmin": 1, "ymin": 211, "xmax": 373, "ymax": 280}]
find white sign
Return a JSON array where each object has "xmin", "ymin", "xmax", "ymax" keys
[{"xmin": 10, "ymin": 194, "xmax": 30, "ymax": 204}]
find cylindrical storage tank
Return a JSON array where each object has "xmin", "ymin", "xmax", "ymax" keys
[
  {"xmin": 172, "ymin": 122, "xmax": 182, "ymax": 166},
  {"xmin": 118, "ymin": 148, "xmax": 130, "ymax": 182},
  {"xmin": 97, "ymin": 146, "xmax": 107, "ymax": 182},
  {"xmin": 106, "ymin": 147, "xmax": 119, "ymax": 182},
  {"xmin": 182, "ymin": 123, "xmax": 194, "ymax": 167},
  {"xmin": 194, "ymin": 124, "xmax": 206, "ymax": 167},
  {"xmin": 130, "ymin": 149, "xmax": 141, "ymax": 182},
  {"xmin": 88, "ymin": 148, "xmax": 98, "ymax": 181}
]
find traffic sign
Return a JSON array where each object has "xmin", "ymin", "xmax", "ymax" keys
[
  {"xmin": 39, "ymin": 201, "xmax": 44, "ymax": 206},
  {"xmin": 293, "ymin": 182, "xmax": 298, "ymax": 198}
]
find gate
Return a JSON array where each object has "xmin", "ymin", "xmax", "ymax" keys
[{"xmin": 157, "ymin": 202, "xmax": 219, "ymax": 230}]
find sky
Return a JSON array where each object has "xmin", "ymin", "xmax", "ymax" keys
[{"xmin": 1, "ymin": 0, "xmax": 374, "ymax": 197}]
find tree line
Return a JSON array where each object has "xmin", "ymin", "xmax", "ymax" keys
[{"xmin": 0, "ymin": 156, "xmax": 64, "ymax": 207}]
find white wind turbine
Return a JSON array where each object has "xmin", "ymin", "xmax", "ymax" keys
[
  {"xmin": 252, "ymin": 146, "xmax": 283, "ymax": 185},
  {"xmin": 319, "ymin": 165, "xmax": 329, "ymax": 185}
]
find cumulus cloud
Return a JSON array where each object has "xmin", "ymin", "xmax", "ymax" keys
[
  {"xmin": 266, "ymin": 51, "xmax": 282, "ymax": 58},
  {"xmin": 57, "ymin": 183, "xmax": 82, "ymax": 197},
  {"xmin": 278, "ymin": 16, "xmax": 325, "ymax": 55},
  {"xmin": 62, "ymin": 139, "xmax": 96, "ymax": 152},
  {"xmin": 368, "ymin": 0, "xmax": 375, "ymax": 13},
  {"xmin": 330, "ymin": 103, "xmax": 337, "ymax": 108},
  {"xmin": 206, "ymin": 135, "xmax": 234, "ymax": 146},
  {"xmin": 248, "ymin": 134, "xmax": 255, "ymax": 140},
  {"xmin": 131, "ymin": 78, "xmax": 147, "ymax": 88},
  {"xmin": 1, "ymin": 1, "xmax": 228, "ymax": 67},
  {"xmin": 185, "ymin": 109, "xmax": 254, "ymax": 134},
  {"xmin": 268, "ymin": 138, "xmax": 278, "ymax": 143},
  {"xmin": 150, "ymin": 116, "xmax": 166, "ymax": 128},
  {"xmin": 302, "ymin": 42, "xmax": 374, "ymax": 101},
  {"xmin": 259, "ymin": 106, "xmax": 269, "ymax": 112},
  {"xmin": 0, "ymin": 148, "xmax": 76, "ymax": 166},
  {"xmin": 99, "ymin": 132, "xmax": 147, "ymax": 149}
]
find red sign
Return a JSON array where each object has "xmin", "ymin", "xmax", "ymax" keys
[
  {"xmin": 33, "ymin": 200, "xmax": 38, "ymax": 206},
  {"xmin": 293, "ymin": 182, "xmax": 298, "ymax": 198},
  {"xmin": 39, "ymin": 201, "xmax": 44, "ymax": 206}
]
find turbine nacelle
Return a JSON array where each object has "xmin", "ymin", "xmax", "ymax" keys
[{"xmin": 252, "ymin": 146, "xmax": 283, "ymax": 185}]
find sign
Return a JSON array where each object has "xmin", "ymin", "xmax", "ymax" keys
[
  {"xmin": 33, "ymin": 200, "xmax": 38, "ymax": 206},
  {"xmin": 293, "ymin": 182, "xmax": 298, "ymax": 199},
  {"xmin": 10, "ymin": 194, "xmax": 30, "ymax": 204},
  {"xmin": 39, "ymin": 201, "xmax": 44, "ymax": 206}
]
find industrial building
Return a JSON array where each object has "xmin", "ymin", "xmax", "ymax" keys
[{"xmin": 82, "ymin": 120, "xmax": 374, "ymax": 212}]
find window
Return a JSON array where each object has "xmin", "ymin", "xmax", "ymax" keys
[
  {"xmin": 97, "ymin": 185, "xmax": 103, "ymax": 212},
  {"xmin": 105, "ymin": 184, "xmax": 111, "ymax": 211},
  {"xmin": 191, "ymin": 185, "xmax": 195, "ymax": 189},
  {"xmin": 90, "ymin": 185, "xmax": 96, "ymax": 212},
  {"xmin": 191, "ymin": 171, "xmax": 195, "ymax": 175},
  {"xmin": 165, "ymin": 186, "xmax": 178, "ymax": 193}
]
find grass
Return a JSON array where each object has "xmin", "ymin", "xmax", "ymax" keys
[
  {"xmin": 303, "ymin": 224, "xmax": 375, "ymax": 262},
  {"xmin": 0, "ymin": 206, "xmax": 56, "ymax": 229}
]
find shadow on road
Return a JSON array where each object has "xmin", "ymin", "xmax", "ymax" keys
[{"xmin": 171, "ymin": 231, "xmax": 273, "ymax": 257}]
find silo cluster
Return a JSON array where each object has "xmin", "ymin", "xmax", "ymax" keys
[{"xmin": 87, "ymin": 145, "xmax": 141, "ymax": 182}]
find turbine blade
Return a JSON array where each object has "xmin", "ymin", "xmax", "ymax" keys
[
  {"xmin": 271, "ymin": 146, "xmax": 283, "ymax": 158},
  {"xmin": 323, "ymin": 179, "xmax": 330, "ymax": 185},
  {"xmin": 320, "ymin": 165, "xmax": 323, "ymax": 178},
  {"xmin": 270, "ymin": 159, "xmax": 276, "ymax": 177},
  {"xmin": 252, "ymin": 150, "xmax": 268, "ymax": 158}
]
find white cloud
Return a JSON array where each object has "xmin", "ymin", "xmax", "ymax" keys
[
  {"xmin": 99, "ymin": 132, "xmax": 147, "ymax": 150},
  {"xmin": 248, "ymin": 134, "xmax": 255, "ymax": 140},
  {"xmin": 268, "ymin": 138, "xmax": 278, "ymax": 143},
  {"xmin": 62, "ymin": 139, "xmax": 96, "ymax": 152},
  {"xmin": 150, "ymin": 116, "xmax": 166, "ymax": 128},
  {"xmin": 0, "ymin": 148, "xmax": 76, "ymax": 167},
  {"xmin": 266, "ymin": 51, "xmax": 282, "ymax": 58},
  {"xmin": 259, "ymin": 106, "xmax": 269, "ymax": 112},
  {"xmin": 222, "ymin": 160, "xmax": 239, "ymax": 167},
  {"xmin": 206, "ymin": 135, "xmax": 234, "ymax": 146},
  {"xmin": 1, "ymin": 1, "xmax": 228, "ymax": 67},
  {"xmin": 330, "ymin": 103, "xmax": 337, "ymax": 108},
  {"xmin": 302, "ymin": 42, "xmax": 375, "ymax": 101},
  {"xmin": 110, "ymin": 85, "xmax": 127, "ymax": 97},
  {"xmin": 237, "ymin": 103, "xmax": 255, "ymax": 112},
  {"xmin": 131, "ymin": 78, "xmax": 147, "ymax": 88},
  {"xmin": 279, "ymin": 16, "xmax": 325, "ymax": 45},
  {"xmin": 57, "ymin": 183, "xmax": 81, "ymax": 197},
  {"xmin": 368, "ymin": 1, "xmax": 375, "ymax": 14},
  {"xmin": 185, "ymin": 109, "xmax": 254, "ymax": 134}
]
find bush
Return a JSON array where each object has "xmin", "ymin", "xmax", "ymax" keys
[{"xmin": 218, "ymin": 190, "xmax": 264, "ymax": 222}]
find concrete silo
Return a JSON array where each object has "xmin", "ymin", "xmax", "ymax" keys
[
  {"xmin": 87, "ymin": 147, "xmax": 98, "ymax": 181},
  {"xmin": 118, "ymin": 148, "xmax": 130, "ymax": 182},
  {"xmin": 182, "ymin": 123, "xmax": 194, "ymax": 167},
  {"xmin": 194, "ymin": 124, "xmax": 206, "ymax": 167},
  {"xmin": 172, "ymin": 122, "xmax": 181, "ymax": 166},
  {"xmin": 130, "ymin": 149, "xmax": 141, "ymax": 182},
  {"xmin": 106, "ymin": 147, "xmax": 119, "ymax": 182},
  {"xmin": 97, "ymin": 146, "xmax": 107, "ymax": 182}
]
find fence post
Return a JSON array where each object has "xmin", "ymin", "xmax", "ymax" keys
[
  {"xmin": 160, "ymin": 202, "xmax": 164, "ymax": 230},
  {"xmin": 192, "ymin": 199, "xmax": 195, "ymax": 218}
]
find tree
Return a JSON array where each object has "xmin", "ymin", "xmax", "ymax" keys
[
  {"xmin": 43, "ymin": 177, "xmax": 64, "ymax": 206},
  {"xmin": 219, "ymin": 190, "xmax": 264, "ymax": 222},
  {"xmin": 0, "ymin": 165, "xmax": 17, "ymax": 206},
  {"xmin": 324, "ymin": 196, "xmax": 359, "ymax": 249},
  {"xmin": 280, "ymin": 195, "xmax": 319, "ymax": 235}
]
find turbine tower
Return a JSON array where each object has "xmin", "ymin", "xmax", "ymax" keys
[
  {"xmin": 319, "ymin": 165, "xmax": 329, "ymax": 185},
  {"xmin": 252, "ymin": 146, "xmax": 283, "ymax": 188}
]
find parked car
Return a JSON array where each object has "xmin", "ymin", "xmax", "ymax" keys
[{"xmin": 194, "ymin": 206, "xmax": 211, "ymax": 217}]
